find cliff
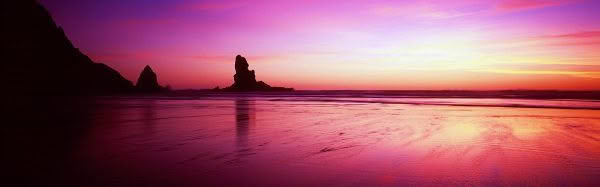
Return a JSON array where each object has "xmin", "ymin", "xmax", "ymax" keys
[{"xmin": 2, "ymin": 0, "xmax": 134, "ymax": 95}]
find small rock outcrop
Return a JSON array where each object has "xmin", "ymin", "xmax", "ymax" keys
[
  {"xmin": 135, "ymin": 65, "xmax": 163, "ymax": 92},
  {"xmin": 222, "ymin": 55, "xmax": 293, "ymax": 91}
]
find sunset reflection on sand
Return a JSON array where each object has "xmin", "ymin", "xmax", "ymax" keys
[{"xmin": 74, "ymin": 97, "xmax": 600, "ymax": 186}]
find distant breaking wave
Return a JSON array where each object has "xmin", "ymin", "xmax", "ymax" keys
[{"xmin": 264, "ymin": 97, "xmax": 600, "ymax": 110}]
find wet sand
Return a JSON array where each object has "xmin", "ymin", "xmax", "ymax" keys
[{"xmin": 55, "ymin": 96, "xmax": 600, "ymax": 186}]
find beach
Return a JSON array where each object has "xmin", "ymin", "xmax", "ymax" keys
[{"xmin": 48, "ymin": 94, "xmax": 600, "ymax": 186}]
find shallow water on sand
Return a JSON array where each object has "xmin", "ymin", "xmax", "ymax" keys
[{"xmin": 71, "ymin": 97, "xmax": 600, "ymax": 186}]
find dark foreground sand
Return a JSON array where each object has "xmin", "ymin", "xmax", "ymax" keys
[{"xmin": 5, "ymin": 96, "xmax": 600, "ymax": 186}]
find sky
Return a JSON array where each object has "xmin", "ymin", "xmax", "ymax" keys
[{"xmin": 39, "ymin": 0, "xmax": 600, "ymax": 90}]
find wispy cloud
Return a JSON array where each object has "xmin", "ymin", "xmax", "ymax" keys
[
  {"xmin": 185, "ymin": 55, "xmax": 231, "ymax": 62},
  {"xmin": 548, "ymin": 41, "xmax": 600, "ymax": 47},
  {"xmin": 533, "ymin": 31, "xmax": 600, "ymax": 47},
  {"xmin": 366, "ymin": 1, "xmax": 488, "ymax": 20},
  {"xmin": 482, "ymin": 69, "xmax": 600, "ymax": 78},
  {"xmin": 540, "ymin": 31, "xmax": 600, "ymax": 38},
  {"xmin": 178, "ymin": 1, "xmax": 249, "ymax": 12},
  {"xmin": 495, "ymin": 0, "xmax": 578, "ymax": 11},
  {"xmin": 184, "ymin": 54, "xmax": 287, "ymax": 63},
  {"xmin": 478, "ymin": 62, "xmax": 600, "ymax": 78},
  {"xmin": 367, "ymin": 0, "xmax": 583, "ymax": 20},
  {"xmin": 495, "ymin": 63, "xmax": 600, "ymax": 71}
]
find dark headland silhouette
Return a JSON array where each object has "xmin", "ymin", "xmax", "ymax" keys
[
  {"xmin": 218, "ymin": 55, "xmax": 294, "ymax": 91},
  {"xmin": 3, "ymin": 0, "xmax": 135, "ymax": 95},
  {"xmin": 2, "ymin": 0, "xmax": 175, "ymax": 95}
]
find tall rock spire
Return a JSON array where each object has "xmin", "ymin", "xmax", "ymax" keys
[{"xmin": 232, "ymin": 55, "xmax": 258, "ymax": 89}]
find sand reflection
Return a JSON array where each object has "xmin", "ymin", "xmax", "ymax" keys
[
  {"xmin": 74, "ymin": 98, "xmax": 600, "ymax": 186},
  {"xmin": 235, "ymin": 98, "xmax": 254, "ymax": 153},
  {"xmin": 140, "ymin": 99, "xmax": 157, "ymax": 134}
]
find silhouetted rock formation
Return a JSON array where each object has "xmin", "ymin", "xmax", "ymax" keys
[
  {"xmin": 2, "ymin": 0, "xmax": 133, "ymax": 95},
  {"xmin": 135, "ymin": 65, "xmax": 163, "ymax": 92},
  {"xmin": 232, "ymin": 55, "xmax": 258, "ymax": 89},
  {"xmin": 222, "ymin": 55, "xmax": 293, "ymax": 91}
]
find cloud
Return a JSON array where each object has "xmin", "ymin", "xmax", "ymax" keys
[
  {"xmin": 479, "ymin": 63, "xmax": 600, "ymax": 78},
  {"xmin": 548, "ymin": 41, "xmax": 600, "ymax": 47},
  {"xmin": 185, "ymin": 55, "xmax": 231, "ymax": 62},
  {"xmin": 540, "ymin": 31, "xmax": 600, "ymax": 38},
  {"xmin": 366, "ymin": 1, "xmax": 487, "ymax": 20},
  {"xmin": 366, "ymin": 0, "xmax": 581, "ymax": 20},
  {"xmin": 534, "ymin": 31, "xmax": 600, "ymax": 47},
  {"xmin": 185, "ymin": 54, "xmax": 286, "ymax": 63},
  {"xmin": 495, "ymin": 0, "xmax": 580, "ymax": 12},
  {"xmin": 497, "ymin": 0, "xmax": 561, "ymax": 11},
  {"xmin": 501, "ymin": 63, "xmax": 600, "ymax": 71},
  {"xmin": 482, "ymin": 69, "xmax": 600, "ymax": 78},
  {"xmin": 178, "ymin": 1, "xmax": 248, "ymax": 12},
  {"xmin": 116, "ymin": 18, "xmax": 178, "ymax": 27}
]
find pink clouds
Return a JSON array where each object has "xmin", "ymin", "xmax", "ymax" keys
[
  {"xmin": 178, "ymin": 1, "xmax": 249, "ymax": 12},
  {"xmin": 184, "ymin": 54, "xmax": 284, "ymax": 63},
  {"xmin": 367, "ymin": 3, "xmax": 479, "ymax": 19},
  {"xmin": 541, "ymin": 31, "xmax": 600, "ymax": 38},
  {"xmin": 496, "ymin": 0, "xmax": 579, "ymax": 11},
  {"xmin": 549, "ymin": 41, "xmax": 600, "ymax": 47},
  {"xmin": 365, "ymin": 0, "xmax": 580, "ymax": 20},
  {"xmin": 366, "ymin": 0, "xmax": 488, "ymax": 19},
  {"xmin": 536, "ymin": 31, "xmax": 600, "ymax": 48}
]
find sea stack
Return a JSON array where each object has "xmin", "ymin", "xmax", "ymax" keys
[
  {"xmin": 135, "ymin": 65, "xmax": 163, "ymax": 92},
  {"xmin": 232, "ymin": 55, "xmax": 257, "ymax": 89},
  {"xmin": 222, "ymin": 55, "xmax": 293, "ymax": 91}
]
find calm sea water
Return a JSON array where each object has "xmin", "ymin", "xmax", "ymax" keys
[{"xmin": 57, "ymin": 95, "xmax": 600, "ymax": 186}]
